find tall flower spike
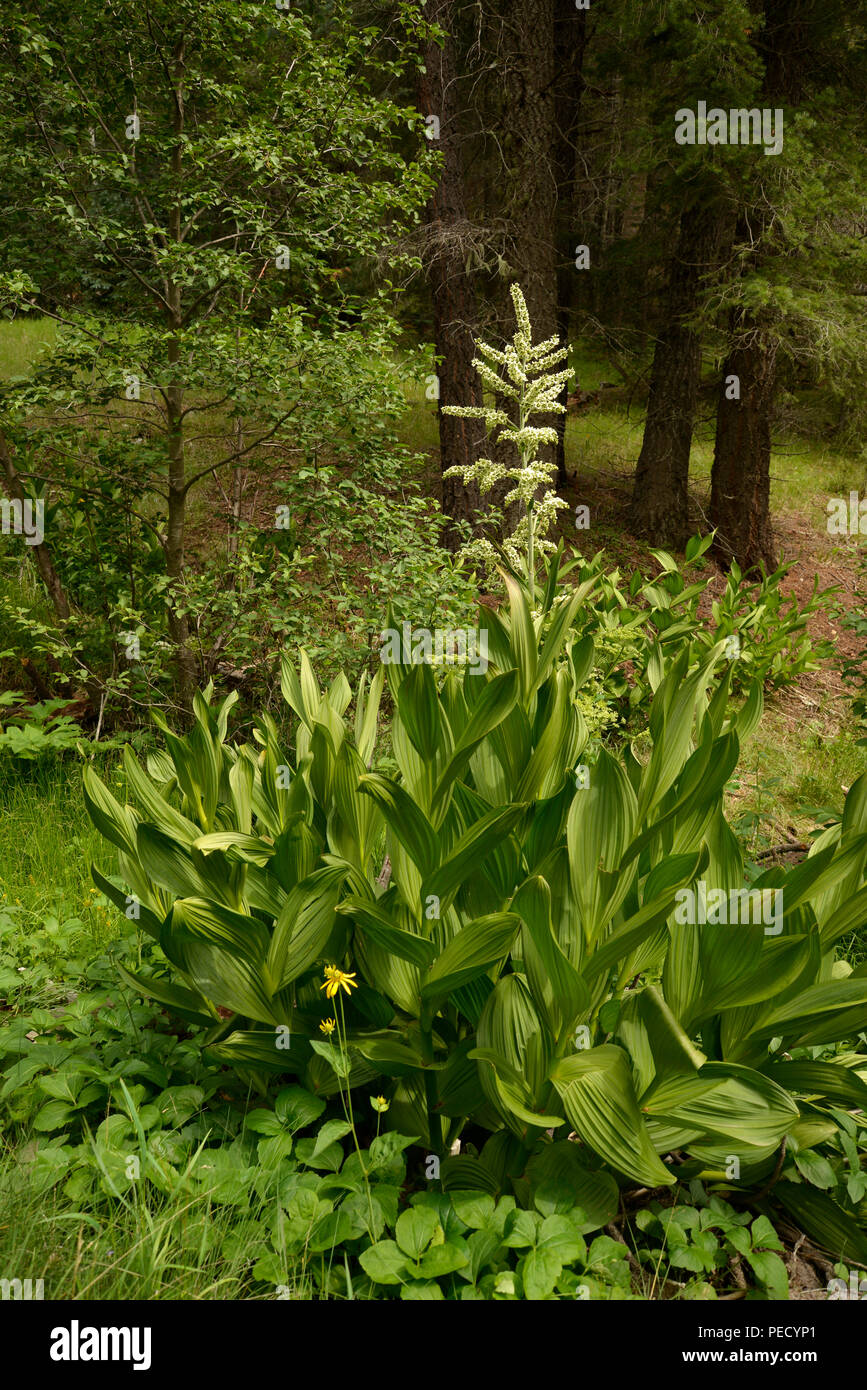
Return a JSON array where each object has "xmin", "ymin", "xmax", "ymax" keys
[
  {"xmin": 442, "ymin": 283, "xmax": 573, "ymax": 594},
  {"xmin": 510, "ymin": 283, "xmax": 533, "ymax": 341}
]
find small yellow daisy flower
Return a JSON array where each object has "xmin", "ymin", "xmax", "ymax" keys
[
  {"xmin": 370, "ymin": 1095, "xmax": 389, "ymax": 1113},
  {"xmin": 319, "ymin": 1018, "xmax": 336, "ymax": 1035},
  {"xmin": 320, "ymin": 965, "xmax": 358, "ymax": 1000}
]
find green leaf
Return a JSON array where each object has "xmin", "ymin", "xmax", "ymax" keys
[
  {"xmin": 123, "ymin": 746, "xmax": 200, "ymax": 843},
  {"xmin": 420, "ymin": 913, "xmax": 522, "ymax": 1014},
  {"xmin": 193, "ymin": 832, "xmax": 273, "ymax": 864},
  {"xmin": 645, "ymin": 1061, "xmax": 798, "ymax": 1149},
  {"xmin": 309, "ymin": 1040, "xmax": 351, "ymax": 1079},
  {"xmin": 567, "ymin": 748, "xmax": 637, "ymax": 938},
  {"xmin": 521, "ymin": 1247, "xmax": 563, "ymax": 1300},
  {"xmin": 160, "ymin": 933, "xmax": 279, "ymax": 1026},
  {"xmin": 440, "ymin": 1156, "xmax": 500, "ymax": 1194},
  {"xmin": 773, "ymin": 1182, "xmax": 867, "ymax": 1264},
  {"xmin": 762, "ymin": 1059, "xmax": 867, "ymax": 1109},
  {"xmin": 168, "ymin": 897, "xmax": 271, "ymax": 966},
  {"xmin": 550, "ymin": 1046, "xmax": 675, "ymax": 1187},
  {"xmin": 514, "ymin": 872, "xmax": 589, "ymax": 1039},
  {"xmin": 502, "ymin": 572, "xmax": 537, "ymax": 703},
  {"xmin": 33, "ymin": 1099, "xmax": 75, "ymax": 1131},
  {"xmin": 537, "ymin": 1214, "xmax": 587, "ymax": 1264},
  {"xmin": 418, "ymin": 1241, "xmax": 469, "ymax": 1278},
  {"xmin": 244, "ymin": 1109, "xmax": 283, "ymax": 1137},
  {"xmin": 745, "ymin": 1249, "xmax": 788, "ymax": 1300},
  {"xmin": 535, "ymin": 581, "xmax": 596, "ymax": 693},
  {"xmin": 358, "ymin": 775, "xmax": 439, "ymax": 878},
  {"xmin": 339, "ymin": 896, "xmax": 436, "ymax": 969},
  {"xmin": 90, "ymin": 866, "xmax": 162, "ymax": 941},
  {"xmin": 114, "ymin": 961, "xmax": 214, "ymax": 1027},
  {"xmin": 583, "ymin": 864, "xmax": 701, "ymax": 984},
  {"xmin": 136, "ymin": 823, "xmax": 219, "ymax": 901},
  {"xmin": 400, "ymin": 1281, "xmax": 445, "ymax": 1300},
  {"xmin": 275, "ymin": 1086, "xmax": 326, "ymax": 1131},
  {"xmin": 206, "ymin": 1029, "xmax": 308, "ymax": 1072},
  {"xmin": 502, "ymin": 1209, "xmax": 540, "ymax": 1249},
  {"xmin": 359, "ymin": 1240, "xmax": 410, "ymax": 1285},
  {"xmin": 307, "ymin": 1209, "xmax": 354, "ymax": 1253},
  {"xmin": 449, "ymin": 1193, "xmax": 497, "ymax": 1230},
  {"xmin": 395, "ymin": 1206, "xmax": 440, "ymax": 1259},
  {"xmin": 82, "ymin": 765, "xmax": 138, "ymax": 857},
  {"xmin": 793, "ymin": 1150, "xmax": 838, "ymax": 1190},
  {"xmin": 748, "ymin": 979, "xmax": 867, "ymax": 1047},
  {"xmin": 422, "ymin": 806, "xmax": 524, "ymax": 908},
  {"xmin": 397, "ymin": 662, "xmax": 442, "ymax": 761},
  {"xmin": 431, "ymin": 671, "xmax": 519, "ymax": 817},
  {"xmin": 266, "ymin": 865, "xmax": 349, "ymax": 991},
  {"xmin": 311, "ymin": 1119, "xmax": 353, "ymax": 1158},
  {"xmin": 525, "ymin": 1145, "xmax": 619, "ymax": 1233},
  {"xmin": 295, "ymin": 1138, "xmax": 344, "ymax": 1171}
]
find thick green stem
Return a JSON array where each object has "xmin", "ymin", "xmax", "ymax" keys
[
  {"xmin": 519, "ymin": 394, "xmax": 536, "ymax": 606},
  {"xmin": 420, "ymin": 1026, "xmax": 442, "ymax": 1158}
]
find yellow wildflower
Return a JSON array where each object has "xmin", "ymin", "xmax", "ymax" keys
[
  {"xmin": 370, "ymin": 1095, "xmax": 389, "ymax": 1113},
  {"xmin": 320, "ymin": 965, "xmax": 358, "ymax": 1000},
  {"xmin": 319, "ymin": 1018, "xmax": 336, "ymax": 1035}
]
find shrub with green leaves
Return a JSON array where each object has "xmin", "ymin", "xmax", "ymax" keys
[{"xmin": 561, "ymin": 536, "xmax": 831, "ymax": 734}]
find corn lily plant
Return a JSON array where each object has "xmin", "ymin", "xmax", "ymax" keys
[{"xmin": 83, "ymin": 301, "xmax": 867, "ymax": 1264}]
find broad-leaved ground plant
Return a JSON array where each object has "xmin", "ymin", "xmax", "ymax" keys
[{"xmin": 83, "ymin": 299, "xmax": 867, "ymax": 1266}]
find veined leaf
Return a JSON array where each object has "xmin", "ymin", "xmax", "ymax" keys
[
  {"xmin": 502, "ymin": 572, "xmax": 537, "ymax": 703},
  {"xmin": 512, "ymin": 875, "xmax": 589, "ymax": 1041},
  {"xmin": 397, "ymin": 661, "xmax": 442, "ymax": 762},
  {"xmin": 643, "ymin": 1061, "xmax": 798, "ymax": 1149},
  {"xmin": 761, "ymin": 1059, "xmax": 867, "ymax": 1109},
  {"xmin": 115, "ymin": 961, "xmax": 215, "ymax": 1027},
  {"xmin": 567, "ymin": 747, "xmax": 637, "ymax": 938},
  {"xmin": 420, "ymin": 913, "xmax": 522, "ymax": 1014},
  {"xmin": 338, "ymin": 897, "xmax": 437, "ymax": 969},
  {"xmin": 774, "ymin": 1182, "xmax": 867, "ymax": 1265},
  {"xmin": 266, "ymin": 865, "xmax": 349, "ymax": 992},
  {"xmin": 431, "ymin": 671, "xmax": 519, "ymax": 819},
  {"xmin": 82, "ymin": 765, "xmax": 138, "ymax": 858},
  {"xmin": 123, "ymin": 746, "xmax": 200, "ymax": 843},
  {"xmin": 549, "ymin": 1046, "xmax": 675, "ymax": 1187},
  {"xmin": 193, "ymin": 832, "xmax": 274, "ymax": 864},
  {"xmin": 422, "ymin": 805, "xmax": 524, "ymax": 909},
  {"xmin": 747, "ymin": 979, "xmax": 867, "ymax": 1047},
  {"xmin": 359, "ymin": 774, "xmax": 439, "ymax": 878}
]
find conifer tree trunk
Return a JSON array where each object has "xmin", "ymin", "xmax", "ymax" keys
[
  {"xmin": 500, "ymin": 0, "xmax": 558, "ymax": 478},
  {"xmin": 630, "ymin": 201, "xmax": 718, "ymax": 548},
  {"xmin": 553, "ymin": 0, "xmax": 588, "ymax": 487},
  {"xmin": 710, "ymin": 324, "xmax": 778, "ymax": 572},
  {"xmin": 708, "ymin": 0, "xmax": 804, "ymax": 572},
  {"xmin": 418, "ymin": 0, "xmax": 482, "ymax": 551}
]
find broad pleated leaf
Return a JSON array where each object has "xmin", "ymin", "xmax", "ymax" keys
[{"xmin": 549, "ymin": 1046, "xmax": 675, "ymax": 1186}]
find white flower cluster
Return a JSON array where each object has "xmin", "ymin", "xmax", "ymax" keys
[{"xmin": 442, "ymin": 284, "xmax": 570, "ymax": 579}]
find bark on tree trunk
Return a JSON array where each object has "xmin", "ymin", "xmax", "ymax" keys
[
  {"xmin": 630, "ymin": 201, "xmax": 718, "ymax": 548},
  {"xmin": 710, "ymin": 326, "xmax": 779, "ymax": 574},
  {"xmin": 553, "ymin": 0, "xmax": 588, "ymax": 488},
  {"xmin": 501, "ymin": 0, "xmax": 558, "ymax": 480},
  {"xmin": 708, "ymin": 0, "xmax": 803, "ymax": 573},
  {"xmin": 418, "ymin": 0, "xmax": 482, "ymax": 552}
]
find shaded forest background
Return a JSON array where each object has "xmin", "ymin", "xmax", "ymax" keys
[{"xmin": 0, "ymin": 0, "xmax": 864, "ymax": 730}]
